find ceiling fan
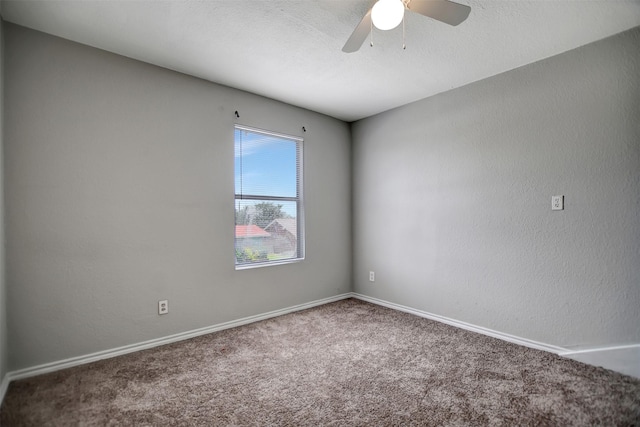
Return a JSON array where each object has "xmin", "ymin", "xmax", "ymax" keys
[{"xmin": 342, "ymin": 0, "xmax": 471, "ymax": 53}]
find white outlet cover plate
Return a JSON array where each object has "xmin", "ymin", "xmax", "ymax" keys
[
  {"xmin": 552, "ymin": 195, "xmax": 564, "ymax": 210},
  {"xmin": 158, "ymin": 300, "xmax": 169, "ymax": 315}
]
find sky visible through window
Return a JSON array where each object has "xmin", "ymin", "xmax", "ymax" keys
[{"xmin": 234, "ymin": 128, "xmax": 298, "ymax": 216}]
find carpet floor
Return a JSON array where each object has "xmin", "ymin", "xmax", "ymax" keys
[{"xmin": 2, "ymin": 298, "xmax": 639, "ymax": 426}]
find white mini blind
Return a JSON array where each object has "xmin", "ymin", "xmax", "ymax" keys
[{"xmin": 234, "ymin": 125, "xmax": 304, "ymax": 267}]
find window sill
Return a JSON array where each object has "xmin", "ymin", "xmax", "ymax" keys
[{"xmin": 235, "ymin": 257, "xmax": 305, "ymax": 270}]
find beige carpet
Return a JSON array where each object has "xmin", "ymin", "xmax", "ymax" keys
[{"xmin": 2, "ymin": 298, "xmax": 639, "ymax": 426}]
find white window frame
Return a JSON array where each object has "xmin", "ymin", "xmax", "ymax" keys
[{"xmin": 234, "ymin": 124, "xmax": 305, "ymax": 269}]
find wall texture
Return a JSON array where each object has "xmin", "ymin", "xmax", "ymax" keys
[
  {"xmin": 352, "ymin": 27, "xmax": 640, "ymax": 349},
  {"xmin": 4, "ymin": 23, "xmax": 351, "ymax": 371},
  {"xmin": 0, "ymin": 15, "xmax": 7, "ymax": 384}
]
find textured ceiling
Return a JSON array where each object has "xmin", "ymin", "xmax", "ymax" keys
[{"xmin": 3, "ymin": 0, "xmax": 640, "ymax": 122}]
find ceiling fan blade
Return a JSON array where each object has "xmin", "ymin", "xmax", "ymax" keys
[
  {"xmin": 407, "ymin": 0, "xmax": 470, "ymax": 26},
  {"xmin": 342, "ymin": 9, "xmax": 372, "ymax": 53}
]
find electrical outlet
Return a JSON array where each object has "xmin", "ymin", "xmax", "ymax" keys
[
  {"xmin": 158, "ymin": 300, "xmax": 169, "ymax": 315},
  {"xmin": 552, "ymin": 195, "xmax": 564, "ymax": 211},
  {"xmin": 369, "ymin": 271, "xmax": 375, "ymax": 282}
]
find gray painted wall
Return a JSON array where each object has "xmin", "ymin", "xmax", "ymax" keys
[
  {"xmin": 0, "ymin": 15, "xmax": 7, "ymax": 382},
  {"xmin": 4, "ymin": 23, "xmax": 351, "ymax": 371},
  {"xmin": 352, "ymin": 27, "xmax": 640, "ymax": 348}
]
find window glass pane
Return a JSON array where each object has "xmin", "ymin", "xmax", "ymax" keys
[
  {"xmin": 235, "ymin": 199, "xmax": 298, "ymax": 265},
  {"xmin": 234, "ymin": 128, "xmax": 297, "ymax": 198},
  {"xmin": 234, "ymin": 125, "xmax": 303, "ymax": 268}
]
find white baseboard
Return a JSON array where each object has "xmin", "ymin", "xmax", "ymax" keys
[
  {"xmin": 352, "ymin": 293, "xmax": 567, "ymax": 354},
  {"xmin": 6, "ymin": 293, "xmax": 354, "ymax": 384},
  {"xmin": 3, "ymin": 291, "xmax": 637, "ymax": 406},
  {"xmin": 353, "ymin": 293, "xmax": 640, "ymax": 379},
  {"xmin": 560, "ymin": 344, "xmax": 640, "ymax": 379}
]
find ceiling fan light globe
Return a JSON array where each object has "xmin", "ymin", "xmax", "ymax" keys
[{"xmin": 371, "ymin": 0, "xmax": 404, "ymax": 31}]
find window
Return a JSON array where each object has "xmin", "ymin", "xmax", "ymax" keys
[{"xmin": 234, "ymin": 125, "xmax": 304, "ymax": 268}]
